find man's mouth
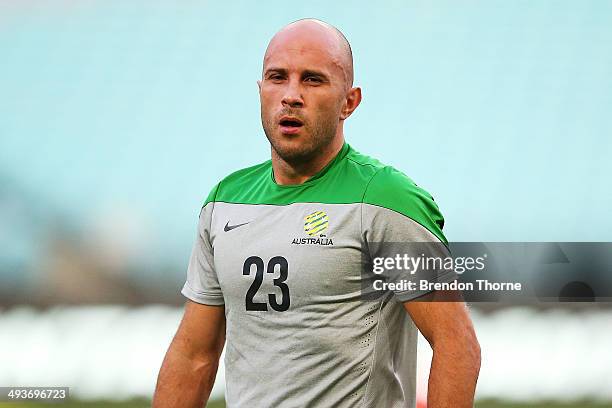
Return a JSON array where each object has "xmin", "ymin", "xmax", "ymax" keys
[{"xmin": 279, "ymin": 116, "xmax": 304, "ymax": 135}]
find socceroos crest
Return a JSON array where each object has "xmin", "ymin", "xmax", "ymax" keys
[
  {"xmin": 291, "ymin": 210, "xmax": 334, "ymax": 246},
  {"xmin": 304, "ymin": 210, "xmax": 328, "ymax": 235}
]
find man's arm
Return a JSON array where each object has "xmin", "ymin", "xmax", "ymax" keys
[
  {"xmin": 153, "ymin": 300, "xmax": 226, "ymax": 408},
  {"xmin": 403, "ymin": 291, "xmax": 481, "ymax": 408}
]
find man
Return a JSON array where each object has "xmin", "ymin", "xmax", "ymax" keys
[{"xmin": 153, "ymin": 19, "xmax": 480, "ymax": 408}]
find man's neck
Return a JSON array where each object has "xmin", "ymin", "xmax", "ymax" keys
[{"xmin": 272, "ymin": 137, "xmax": 345, "ymax": 185}]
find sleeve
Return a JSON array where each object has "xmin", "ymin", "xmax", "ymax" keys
[
  {"xmin": 181, "ymin": 198, "xmax": 225, "ymax": 306},
  {"xmin": 362, "ymin": 166, "xmax": 457, "ymax": 302}
]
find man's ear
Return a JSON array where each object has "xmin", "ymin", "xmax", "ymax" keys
[
  {"xmin": 257, "ymin": 80, "xmax": 262, "ymax": 93},
  {"xmin": 340, "ymin": 87, "xmax": 362, "ymax": 120}
]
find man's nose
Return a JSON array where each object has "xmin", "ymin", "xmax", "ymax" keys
[{"xmin": 281, "ymin": 81, "xmax": 304, "ymax": 108}]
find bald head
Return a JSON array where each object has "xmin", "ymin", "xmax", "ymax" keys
[
  {"xmin": 258, "ymin": 19, "xmax": 362, "ymax": 169},
  {"xmin": 263, "ymin": 19, "xmax": 354, "ymax": 88}
]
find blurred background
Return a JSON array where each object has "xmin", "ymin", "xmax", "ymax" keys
[{"xmin": 1, "ymin": 0, "xmax": 611, "ymax": 407}]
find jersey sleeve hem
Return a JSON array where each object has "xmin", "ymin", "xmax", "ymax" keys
[{"xmin": 181, "ymin": 283, "xmax": 225, "ymax": 306}]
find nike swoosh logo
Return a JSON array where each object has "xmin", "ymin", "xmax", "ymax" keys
[{"xmin": 224, "ymin": 221, "xmax": 250, "ymax": 232}]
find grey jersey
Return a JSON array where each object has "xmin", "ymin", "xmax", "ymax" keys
[{"xmin": 182, "ymin": 144, "xmax": 454, "ymax": 407}]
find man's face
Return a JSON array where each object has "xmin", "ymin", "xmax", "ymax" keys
[{"xmin": 259, "ymin": 29, "xmax": 349, "ymax": 164}]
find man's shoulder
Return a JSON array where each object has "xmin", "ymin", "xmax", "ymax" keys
[
  {"xmin": 345, "ymin": 146, "xmax": 425, "ymax": 199},
  {"xmin": 202, "ymin": 160, "xmax": 272, "ymax": 207},
  {"xmin": 345, "ymin": 145, "xmax": 386, "ymax": 171},
  {"xmin": 348, "ymin": 147, "xmax": 446, "ymax": 244}
]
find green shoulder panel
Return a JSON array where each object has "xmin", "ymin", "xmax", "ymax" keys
[
  {"xmin": 202, "ymin": 159, "xmax": 271, "ymax": 207},
  {"xmin": 201, "ymin": 144, "xmax": 447, "ymax": 245},
  {"xmin": 203, "ymin": 182, "xmax": 221, "ymax": 207},
  {"xmin": 213, "ymin": 160, "xmax": 272, "ymax": 204},
  {"xmin": 362, "ymin": 166, "xmax": 447, "ymax": 244}
]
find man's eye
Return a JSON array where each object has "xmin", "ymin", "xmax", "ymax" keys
[
  {"xmin": 269, "ymin": 75, "xmax": 284, "ymax": 81},
  {"xmin": 305, "ymin": 76, "xmax": 322, "ymax": 83}
]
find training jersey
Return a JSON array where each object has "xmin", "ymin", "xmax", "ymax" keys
[{"xmin": 182, "ymin": 142, "xmax": 455, "ymax": 408}]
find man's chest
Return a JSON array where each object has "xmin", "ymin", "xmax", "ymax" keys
[{"xmin": 209, "ymin": 202, "xmax": 365, "ymax": 310}]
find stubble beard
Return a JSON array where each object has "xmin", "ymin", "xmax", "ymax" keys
[{"xmin": 262, "ymin": 112, "xmax": 338, "ymax": 167}]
